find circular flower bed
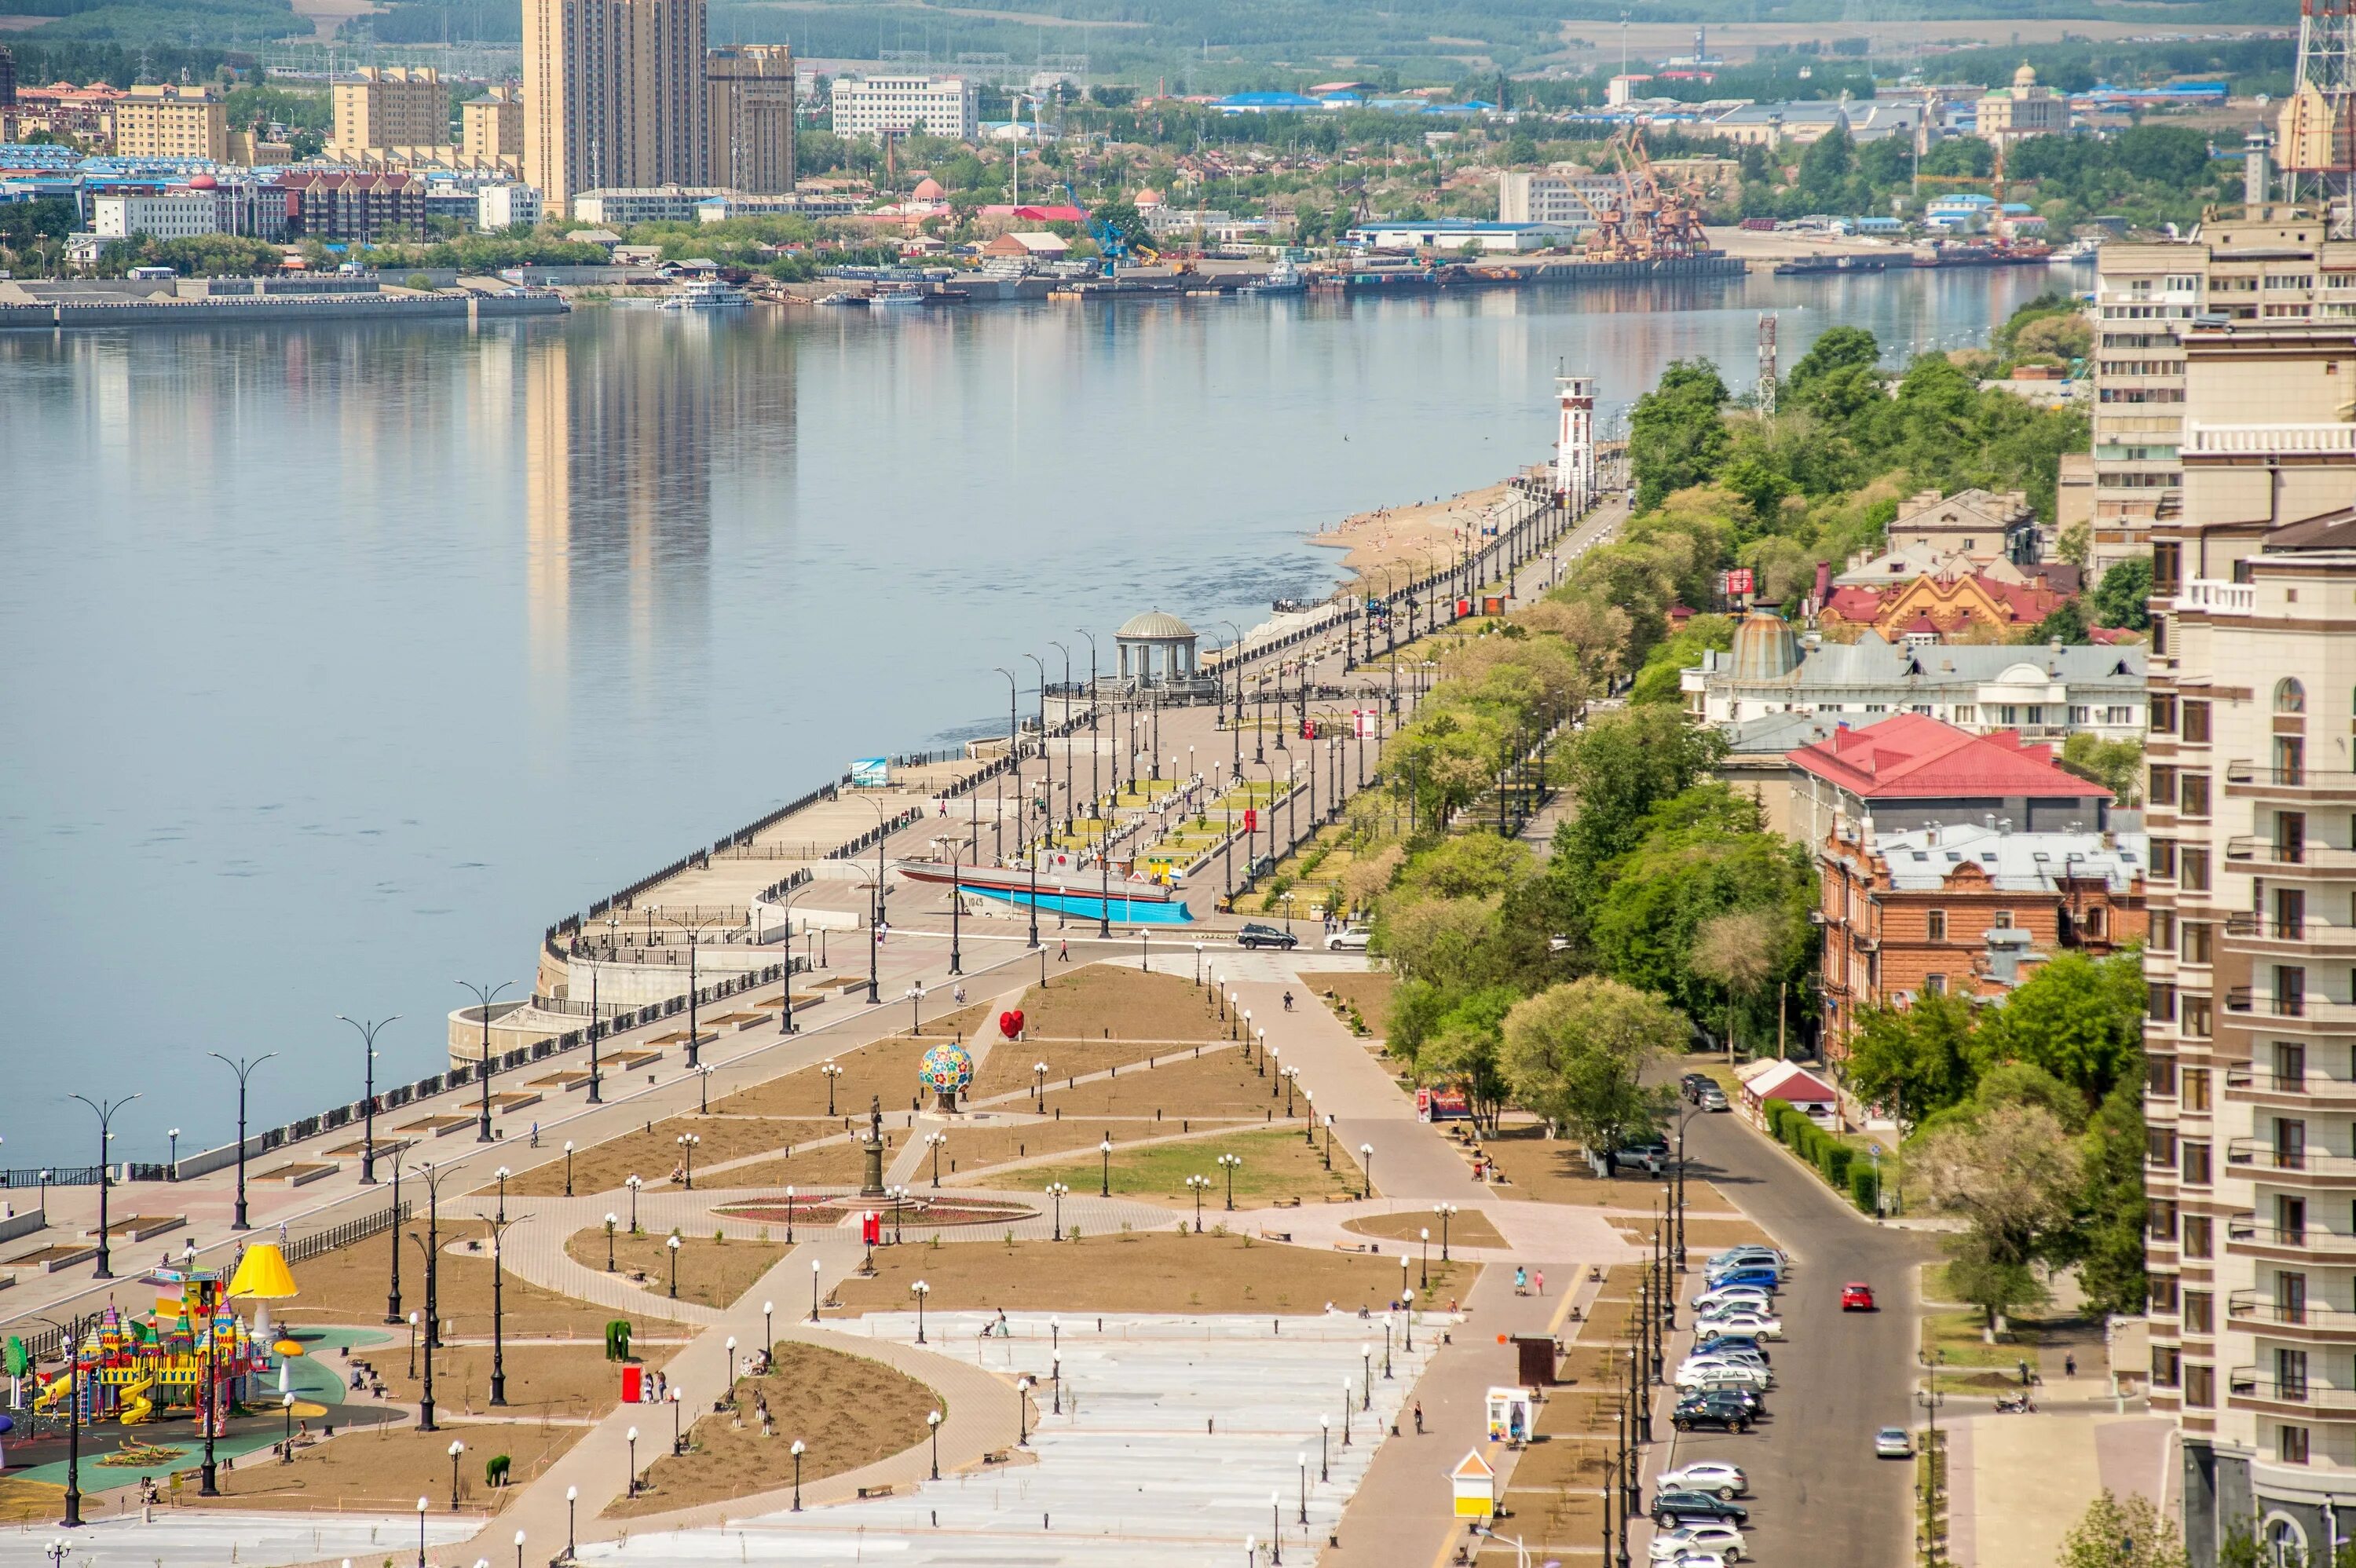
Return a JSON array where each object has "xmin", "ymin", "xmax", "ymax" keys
[{"xmin": 713, "ymin": 1195, "xmax": 1037, "ymax": 1228}]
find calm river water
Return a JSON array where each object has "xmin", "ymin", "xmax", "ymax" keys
[{"xmin": 0, "ymin": 266, "xmax": 2060, "ymax": 1165}]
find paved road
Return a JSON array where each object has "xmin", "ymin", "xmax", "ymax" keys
[{"xmin": 1649, "ymin": 1095, "xmax": 1939, "ymax": 1568}]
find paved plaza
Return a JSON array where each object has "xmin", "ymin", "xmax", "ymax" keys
[
  {"xmin": 0, "ymin": 1510, "xmax": 480, "ymax": 1567},
  {"xmin": 580, "ymin": 1310, "xmax": 1438, "ymax": 1566}
]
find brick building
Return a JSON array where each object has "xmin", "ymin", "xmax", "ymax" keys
[
  {"xmin": 280, "ymin": 170, "xmax": 426, "ymax": 243},
  {"xmin": 1816, "ymin": 818, "xmax": 2148, "ymax": 1046}
]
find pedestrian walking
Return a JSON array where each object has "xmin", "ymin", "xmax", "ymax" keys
[
  {"xmin": 1058, "ymin": 939, "xmax": 1070, "ymax": 963},
  {"xmin": 2064, "ymin": 1353, "xmax": 2077, "ymax": 1380},
  {"xmin": 1513, "ymin": 1266, "xmax": 1527, "ymax": 1296},
  {"xmin": 1413, "ymin": 1401, "xmax": 1425, "ymax": 1435},
  {"xmin": 1534, "ymin": 1269, "xmax": 1544, "ymax": 1297},
  {"xmin": 530, "ymin": 1121, "xmax": 540, "ymax": 1148}
]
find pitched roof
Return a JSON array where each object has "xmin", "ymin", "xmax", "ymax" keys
[
  {"xmin": 1869, "ymin": 821, "xmax": 2146, "ymax": 891},
  {"xmin": 1785, "ymin": 712, "xmax": 2112, "ymax": 802}
]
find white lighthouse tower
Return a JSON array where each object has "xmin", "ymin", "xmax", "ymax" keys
[{"xmin": 1554, "ymin": 371, "xmax": 1597, "ymax": 514}]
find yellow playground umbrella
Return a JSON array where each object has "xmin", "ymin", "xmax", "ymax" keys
[
  {"xmin": 226, "ymin": 1243, "xmax": 298, "ymax": 1341},
  {"xmin": 273, "ymin": 1339, "xmax": 305, "ymax": 1358}
]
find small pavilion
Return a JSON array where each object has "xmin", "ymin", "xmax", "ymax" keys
[{"xmin": 1115, "ymin": 610, "xmax": 1198, "ymax": 683}]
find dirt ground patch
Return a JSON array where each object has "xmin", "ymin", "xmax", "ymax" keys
[
  {"xmin": 177, "ymin": 1420, "xmax": 584, "ymax": 1513},
  {"xmin": 276, "ymin": 1218, "xmax": 685, "ymax": 1336},
  {"xmin": 918, "ymin": 1115, "xmax": 1209, "ymax": 1178},
  {"xmin": 1476, "ymin": 1128, "xmax": 1739, "ymax": 1214},
  {"xmin": 828, "ymin": 1231, "xmax": 1475, "ymax": 1317},
  {"xmin": 1040, "ymin": 1048, "xmax": 1297, "ymax": 1120},
  {"xmin": 1614, "ymin": 1215, "xmax": 1772, "ymax": 1250},
  {"xmin": 0, "ymin": 1478, "xmax": 63, "ymax": 1523},
  {"xmin": 1003, "ymin": 963, "xmax": 1227, "ymax": 1042},
  {"xmin": 564, "ymin": 1230, "xmax": 788, "ymax": 1312},
  {"xmin": 499, "ymin": 1116, "xmax": 829, "ymax": 1198},
  {"xmin": 719, "ymin": 1139, "xmax": 871, "ymax": 1189},
  {"xmin": 1300, "ymin": 970, "xmax": 1393, "ymax": 1037},
  {"xmin": 975, "ymin": 1126, "xmax": 1363, "ymax": 1208},
  {"xmin": 1344, "ymin": 1208, "xmax": 1507, "ymax": 1251},
  {"xmin": 606, "ymin": 1340, "xmax": 938, "ymax": 1517},
  {"xmin": 713, "ymin": 1037, "xmax": 931, "ymax": 1119},
  {"xmin": 972, "ymin": 1037, "xmax": 1231, "ymax": 1101},
  {"xmin": 347, "ymin": 1337, "xmax": 678, "ymax": 1422}
]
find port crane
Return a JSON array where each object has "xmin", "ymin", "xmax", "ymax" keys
[{"xmin": 1568, "ymin": 128, "xmax": 1712, "ymax": 261}]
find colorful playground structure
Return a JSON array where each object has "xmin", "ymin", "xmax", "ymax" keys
[{"xmin": 13, "ymin": 1247, "xmax": 294, "ymax": 1428}]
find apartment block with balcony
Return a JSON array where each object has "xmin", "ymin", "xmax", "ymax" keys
[
  {"xmin": 2091, "ymin": 212, "xmax": 2356, "ymax": 586},
  {"xmin": 2146, "ymin": 313, "xmax": 2356, "ymax": 1566},
  {"xmin": 110, "ymin": 84, "xmax": 226, "ymax": 163}
]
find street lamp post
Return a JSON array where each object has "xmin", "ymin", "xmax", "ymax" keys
[
  {"xmin": 927, "ymin": 1131, "xmax": 948, "ymax": 1188},
  {"xmin": 1434, "ymin": 1203, "xmax": 1457, "ymax": 1262},
  {"xmin": 667, "ymin": 1233, "xmax": 682, "ymax": 1298},
  {"xmin": 1319, "ymin": 1416, "xmax": 1330, "ymax": 1481},
  {"xmin": 339, "ymin": 1014, "xmax": 400, "ymax": 1185},
  {"xmin": 821, "ymin": 1061, "xmax": 842, "ymax": 1117},
  {"xmin": 1047, "ymin": 1182, "xmax": 1070, "ymax": 1239},
  {"xmin": 1187, "ymin": 1174, "xmax": 1210, "ymax": 1232},
  {"xmin": 627, "ymin": 1174, "xmax": 643, "ymax": 1233},
  {"xmin": 454, "ymin": 980, "xmax": 514, "ymax": 1142},
  {"xmin": 68, "ymin": 1094, "xmax": 141, "ymax": 1273},
  {"xmin": 30, "ymin": 1313, "xmax": 83, "ymax": 1526},
  {"xmin": 1358, "ymin": 1142, "xmax": 1374, "ymax": 1200},
  {"xmin": 447, "ymin": 1439, "xmax": 465, "ymax": 1511},
  {"xmin": 604, "ymin": 1215, "xmax": 616, "ymax": 1270},
  {"xmin": 563, "ymin": 1142, "xmax": 575, "ymax": 1197},
  {"xmin": 202, "ymin": 1058, "xmax": 266, "ymax": 1231},
  {"xmin": 810, "ymin": 1257, "xmax": 822, "ymax": 1321},
  {"xmin": 482, "ymin": 1212, "xmax": 521, "ymax": 1407},
  {"xmin": 1217, "ymin": 1152, "xmax": 1241, "ymax": 1211},
  {"xmin": 913, "ymin": 1280, "xmax": 931, "ymax": 1344},
  {"xmin": 927, "ymin": 1409, "xmax": 943, "ymax": 1481},
  {"xmin": 1098, "ymin": 1139, "xmax": 1114, "ymax": 1197},
  {"xmin": 625, "ymin": 1427, "xmax": 638, "ymax": 1499},
  {"xmin": 677, "ymin": 1132, "xmax": 701, "ymax": 1190},
  {"xmin": 790, "ymin": 1440, "xmax": 806, "ymax": 1510}
]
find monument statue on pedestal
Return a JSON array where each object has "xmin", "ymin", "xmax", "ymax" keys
[{"xmin": 859, "ymin": 1095, "xmax": 887, "ymax": 1197}]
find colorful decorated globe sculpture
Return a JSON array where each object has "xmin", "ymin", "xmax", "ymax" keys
[{"xmin": 919, "ymin": 1040, "xmax": 976, "ymax": 1113}]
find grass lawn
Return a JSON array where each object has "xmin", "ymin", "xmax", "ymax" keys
[
  {"xmin": 1921, "ymin": 1286, "xmax": 2044, "ymax": 1394},
  {"xmin": 825, "ymin": 1231, "xmax": 1476, "ymax": 1316},
  {"xmin": 971, "ymin": 1036, "xmax": 1228, "ymax": 1100},
  {"xmin": 607, "ymin": 1341, "xmax": 938, "ymax": 1517},
  {"xmin": 563, "ymin": 1230, "xmax": 788, "ymax": 1312},
  {"xmin": 975, "ymin": 1125, "xmax": 1364, "ymax": 1209}
]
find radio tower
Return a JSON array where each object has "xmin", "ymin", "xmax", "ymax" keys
[
  {"xmin": 1757, "ymin": 313, "xmax": 1780, "ymax": 415},
  {"xmin": 2281, "ymin": 0, "xmax": 2356, "ymax": 232}
]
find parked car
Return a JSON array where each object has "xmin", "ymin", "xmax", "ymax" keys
[
  {"xmin": 1707, "ymin": 1245, "xmax": 1787, "ymax": 1274},
  {"xmin": 1703, "ymin": 1267, "xmax": 1780, "ymax": 1295},
  {"xmin": 1671, "ymin": 1395, "xmax": 1753, "ymax": 1435},
  {"xmin": 1875, "ymin": 1426, "xmax": 1913, "ymax": 1459},
  {"xmin": 1614, "ymin": 1141, "xmax": 1669, "ymax": 1175},
  {"xmin": 1842, "ymin": 1281, "xmax": 1878, "ymax": 1312},
  {"xmin": 1690, "ymin": 1346, "xmax": 1772, "ymax": 1375},
  {"xmin": 1696, "ymin": 1310, "xmax": 1783, "ymax": 1340},
  {"xmin": 1698, "ymin": 1085, "xmax": 1731, "ymax": 1112},
  {"xmin": 1236, "ymin": 922, "xmax": 1297, "ymax": 950},
  {"xmin": 1704, "ymin": 1253, "xmax": 1783, "ymax": 1282},
  {"xmin": 1692, "ymin": 1285, "xmax": 1775, "ymax": 1314},
  {"xmin": 1692, "ymin": 1333, "xmax": 1769, "ymax": 1364},
  {"xmin": 1649, "ymin": 1522, "xmax": 1747, "ymax": 1562},
  {"xmin": 1681, "ymin": 1072, "xmax": 1714, "ymax": 1102},
  {"xmin": 1323, "ymin": 926, "xmax": 1370, "ymax": 951},
  {"xmin": 1678, "ymin": 1383, "xmax": 1763, "ymax": 1416},
  {"xmin": 1653, "ymin": 1489, "xmax": 1751, "ymax": 1528},
  {"xmin": 1655, "ymin": 1461, "xmax": 1748, "ymax": 1500},
  {"xmin": 1676, "ymin": 1360, "xmax": 1772, "ymax": 1393}
]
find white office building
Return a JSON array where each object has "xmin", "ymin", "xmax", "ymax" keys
[
  {"xmin": 91, "ymin": 190, "xmax": 225, "ymax": 241},
  {"xmin": 829, "ymin": 74, "xmax": 979, "ymax": 141},
  {"xmin": 476, "ymin": 183, "xmax": 543, "ymax": 232}
]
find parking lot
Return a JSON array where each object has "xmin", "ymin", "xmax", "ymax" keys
[{"xmin": 1638, "ymin": 1085, "xmax": 1942, "ymax": 1564}]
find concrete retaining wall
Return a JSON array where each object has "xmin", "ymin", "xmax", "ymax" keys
[{"xmin": 0, "ymin": 294, "xmax": 572, "ymax": 331}]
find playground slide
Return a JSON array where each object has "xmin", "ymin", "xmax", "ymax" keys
[
  {"xmin": 31, "ymin": 1373, "xmax": 71, "ymax": 1414},
  {"xmin": 117, "ymin": 1374, "xmax": 154, "ymax": 1425}
]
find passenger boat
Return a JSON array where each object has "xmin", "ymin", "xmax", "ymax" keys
[
  {"xmin": 891, "ymin": 858, "xmax": 1194, "ymax": 923},
  {"xmin": 663, "ymin": 277, "xmax": 748, "ymax": 309}
]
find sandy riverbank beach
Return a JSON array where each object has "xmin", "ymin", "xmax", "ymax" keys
[{"xmin": 1310, "ymin": 477, "xmax": 1524, "ymax": 590}]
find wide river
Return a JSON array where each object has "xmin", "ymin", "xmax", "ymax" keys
[{"xmin": 0, "ymin": 266, "xmax": 2059, "ymax": 1166}]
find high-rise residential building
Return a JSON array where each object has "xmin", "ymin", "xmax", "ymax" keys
[
  {"xmin": 828, "ymin": 74, "xmax": 979, "ymax": 141},
  {"xmin": 706, "ymin": 44, "xmax": 795, "ymax": 196},
  {"xmin": 2088, "ymin": 207, "xmax": 2356, "ymax": 583},
  {"xmin": 523, "ymin": 0, "xmax": 708, "ymax": 211},
  {"xmin": 0, "ymin": 43, "xmax": 17, "ymax": 111},
  {"xmin": 2142, "ymin": 307, "xmax": 2356, "ymax": 1565},
  {"xmin": 463, "ymin": 83, "xmax": 523, "ymax": 162},
  {"xmin": 331, "ymin": 66, "xmax": 446, "ymax": 157},
  {"xmin": 112, "ymin": 85, "xmax": 227, "ymax": 163}
]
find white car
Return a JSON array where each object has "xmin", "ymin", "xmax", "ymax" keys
[
  {"xmin": 1649, "ymin": 1523, "xmax": 1747, "ymax": 1562},
  {"xmin": 1655, "ymin": 1461, "xmax": 1747, "ymax": 1499},
  {"xmin": 1692, "ymin": 1285, "xmax": 1776, "ymax": 1314},
  {"xmin": 1697, "ymin": 1310, "xmax": 1783, "ymax": 1340},
  {"xmin": 1323, "ymin": 926, "xmax": 1370, "ymax": 951},
  {"xmin": 1677, "ymin": 1347, "xmax": 1772, "ymax": 1384},
  {"xmin": 1706, "ymin": 1247, "xmax": 1787, "ymax": 1275}
]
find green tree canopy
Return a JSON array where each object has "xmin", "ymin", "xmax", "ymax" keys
[{"xmin": 1499, "ymin": 978, "xmax": 1685, "ymax": 1160}]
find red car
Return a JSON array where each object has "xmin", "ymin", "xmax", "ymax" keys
[{"xmin": 1842, "ymin": 1281, "xmax": 1877, "ymax": 1312}]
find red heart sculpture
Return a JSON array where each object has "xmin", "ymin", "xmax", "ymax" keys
[
  {"xmin": 999, "ymin": 1011, "xmax": 1017, "ymax": 1036},
  {"xmin": 1007, "ymin": 1010, "xmax": 1026, "ymax": 1036}
]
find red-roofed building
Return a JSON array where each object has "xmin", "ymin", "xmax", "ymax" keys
[
  {"xmin": 1816, "ymin": 570, "xmax": 2070, "ymax": 639},
  {"xmin": 1787, "ymin": 712, "xmax": 2114, "ymax": 846}
]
